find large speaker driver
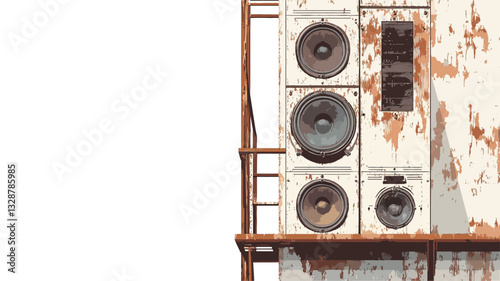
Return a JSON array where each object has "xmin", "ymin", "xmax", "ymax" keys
[
  {"xmin": 376, "ymin": 187, "xmax": 416, "ymax": 229},
  {"xmin": 297, "ymin": 179, "xmax": 349, "ymax": 232},
  {"xmin": 296, "ymin": 22, "xmax": 350, "ymax": 79},
  {"xmin": 291, "ymin": 91, "xmax": 356, "ymax": 163}
]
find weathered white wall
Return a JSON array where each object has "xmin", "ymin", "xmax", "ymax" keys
[{"xmin": 278, "ymin": 0, "xmax": 500, "ymax": 279}]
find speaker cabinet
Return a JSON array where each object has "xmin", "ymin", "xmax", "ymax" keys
[
  {"xmin": 359, "ymin": 8, "xmax": 431, "ymax": 235},
  {"xmin": 281, "ymin": 2, "xmax": 360, "ymax": 236},
  {"xmin": 285, "ymin": 173, "xmax": 358, "ymax": 234},
  {"xmin": 286, "ymin": 88, "xmax": 359, "ymax": 172},
  {"xmin": 361, "ymin": 173, "xmax": 430, "ymax": 234},
  {"xmin": 360, "ymin": 9, "xmax": 431, "ymax": 172},
  {"xmin": 287, "ymin": 16, "xmax": 359, "ymax": 86}
]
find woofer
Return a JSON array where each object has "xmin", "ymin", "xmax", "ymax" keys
[
  {"xmin": 297, "ymin": 179, "xmax": 349, "ymax": 232},
  {"xmin": 291, "ymin": 91, "xmax": 356, "ymax": 163},
  {"xmin": 376, "ymin": 187, "xmax": 416, "ymax": 229},
  {"xmin": 296, "ymin": 22, "xmax": 350, "ymax": 79}
]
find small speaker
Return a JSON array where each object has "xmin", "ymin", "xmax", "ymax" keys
[
  {"xmin": 296, "ymin": 179, "xmax": 349, "ymax": 232},
  {"xmin": 375, "ymin": 187, "xmax": 416, "ymax": 229},
  {"xmin": 296, "ymin": 22, "xmax": 350, "ymax": 79},
  {"xmin": 291, "ymin": 91, "xmax": 356, "ymax": 163}
]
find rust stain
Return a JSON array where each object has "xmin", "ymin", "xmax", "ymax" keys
[
  {"xmin": 469, "ymin": 218, "xmax": 500, "ymax": 238},
  {"xmin": 362, "ymin": 73, "xmax": 381, "ymax": 126},
  {"xmin": 449, "ymin": 24, "xmax": 454, "ymax": 34},
  {"xmin": 463, "ymin": 66, "xmax": 470, "ymax": 86},
  {"xmin": 471, "ymin": 188, "xmax": 478, "ymax": 197},
  {"xmin": 382, "ymin": 113, "xmax": 405, "ymax": 151},
  {"xmin": 469, "ymin": 112, "xmax": 500, "ymax": 179},
  {"xmin": 443, "ymin": 151, "xmax": 461, "ymax": 190},
  {"xmin": 431, "ymin": 102, "xmax": 449, "ymax": 167},
  {"xmin": 449, "ymin": 252, "xmax": 461, "ymax": 276},
  {"xmin": 465, "ymin": 252, "xmax": 494, "ymax": 281},
  {"xmin": 362, "ymin": 14, "xmax": 381, "ymax": 58},
  {"xmin": 431, "ymin": 225, "xmax": 439, "ymax": 234},
  {"xmin": 464, "ymin": 0, "xmax": 490, "ymax": 58},
  {"xmin": 431, "ymin": 14, "xmax": 437, "ymax": 47},
  {"xmin": 413, "ymin": 11, "xmax": 430, "ymax": 137},
  {"xmin": 475, "ymin": 171, "xmax": 485, "ymax": 185},
  {"xmin": 431, "ymin": 56, "xmax": 459, "ymax": 79}
]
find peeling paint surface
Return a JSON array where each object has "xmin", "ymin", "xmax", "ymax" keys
[
  {"xmin": 360, "ymin": 9, "xmax": 431, "ymax": 171},
  {"xmin": 430, "ymin": 0, "xmax": 500, "ymax": 237},
  {"xmin": 280, "ymin": 246, "xmax": 428, "ymax": 280},
  {"xmin": 275, "ymin": 0, "xmax": 500, "ymax": 279}
]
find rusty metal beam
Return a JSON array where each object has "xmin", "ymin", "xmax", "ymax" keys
[
  {"xmin": 427, "ymin": 240, "xmax": 436, "ymax": 281},
  {"xmin": 251, "ymin": 14, "xmax": 279, "ymax": 18},
  {"xmin": 254, "ymin": 173, "xmax": 279, "ymax": 177},
  {"xmin": 248, "ymin": 248, "xmax": 254, "ymax": 281},
  {"xmin": 241, "ymin": 0, "xmax": 251, "ymax": 280},
  {"xmin": 239, "ymin": 148, "xmax": 286, "ymax": 155},
  {"xmin": 249, "ymin": 2, "xmax": 278, "ymax": 6},
  {"xmin": 255, "ymin": 202, "xmax": 279, "ymax": 206},
  {"xmin": 235, "ymin": 234, "xmax": 500, "ymax": 246}
]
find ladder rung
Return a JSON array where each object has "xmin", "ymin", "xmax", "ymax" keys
[
  {"xmin": 255, "ymin": 202, "xmax": 279, "ymax": 206},
  {"xmin": 254, "ymin": 173, "xmax": 279, "ymax": 178}
]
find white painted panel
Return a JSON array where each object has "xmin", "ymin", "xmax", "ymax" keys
[{"xmin": 360, "ymin": 9, "xmax": 431, "ymax": 171}]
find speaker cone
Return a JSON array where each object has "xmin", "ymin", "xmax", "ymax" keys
[
  {"xmin": 297, "ymin": 179, "xmax": 349, "ymax": 232},
  {"xmin": 296, "ymin": 22, "xmax": 350, "ymax": 79},
  {"xmin": 376, "ymin": 187, "xmax": 416, "ymax": 229},
  {"xmin": 291, "ymin": 91, "xmax": 356, "ymax": 163}
]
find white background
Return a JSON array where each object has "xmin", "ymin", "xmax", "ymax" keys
[{"xmin": 0, "ymin": 0, "xmax": 279, "ymax": 280}]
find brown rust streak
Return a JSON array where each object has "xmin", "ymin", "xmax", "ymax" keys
[
  {"xmin": 442, "ymin": 151, "xmax": 460, "ymax": 189},
  {"xmin": 431, "ymin": 14, "xmax": 437, "ymax": 47},
  {"xmin": 469, "ymin": 218, "xmax": 500, "ymax": 238},
  {"xmin": 361, "ymin": 12, "xmax": 382, "ymax": 129},
  {"xmin": 362, "ymin": 73, "xmax": 381, "ymax": 126},
  {"xmin": 413, "ymin": 11, "xmax": 430, "ymax": 137},
  {"xmin": 431, "ymin": 56, "xmax": 459, "ymax": 79},
  {"xmin": 463, "ymin": 66, "xmax": 470, "ymax": 86},
  {"xmin": 469, "ymin": 112, "xmax": 500, "ymax": 182},
  {"xmin": 382, "ymin": 113, "xmax": 405, "ymax": 151},
  {"xmin": 464, "ymin": 0, "xmax": 490, "ymax": 58},
  {"xmin": 465, "ymin": 252, "xmax": 494, "ymax": 281},
  {"xmin": 431, "ymin": 102, "xmax": 449, "ymax": 168}
]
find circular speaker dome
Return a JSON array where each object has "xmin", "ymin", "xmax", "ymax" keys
[
  {"xmin": 296, "ymin": 22, "xmax": 350, "ymax": 79},
  {"xmin": 291, "ymin": 91, "xmax": 356, "ymax": 163},
  {"xmin": 376, "ymin": 187, "xmax": 416, "ymax": 229},
  {"xmin": 297, "ymin": 179, "xmax": 349, "ymax": 232}
]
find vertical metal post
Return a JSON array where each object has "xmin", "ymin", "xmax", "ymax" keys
[{"xmin": 427, "ymin": 240, "xmax": 436, "ymax": 280}]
